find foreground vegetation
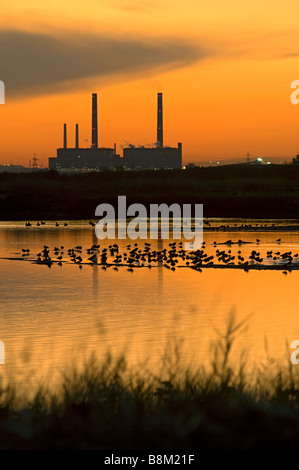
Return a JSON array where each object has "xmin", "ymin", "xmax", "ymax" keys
[
  {"xmin": 1, "ymin": 315, "xmax": 299, "ymax": 449},
  {"xmin": 1, "ymin": 164, "xmax": 299, "ymax": 219}
]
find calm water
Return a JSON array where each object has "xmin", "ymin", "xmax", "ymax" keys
[{"xmin": 1, "ymin": 218, "xmax": 299, "ymax": 392}]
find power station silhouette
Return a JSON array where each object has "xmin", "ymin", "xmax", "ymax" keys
[{"xmin": 48, "ymin": 93, "xmax": 182, "ymax": 171}]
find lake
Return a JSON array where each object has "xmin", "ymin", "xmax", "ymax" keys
[{"xmin": 1, "ymin": 218, "xmax": 299, "ymax": 393}]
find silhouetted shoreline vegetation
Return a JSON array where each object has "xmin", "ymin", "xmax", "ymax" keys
[
  {"xmin": 1, "ymin": 165, "xmax": 299, "ymax": 220},
  {"xmin": 1, "ymin": 315, "xmax": 299, "ymax": 449}
]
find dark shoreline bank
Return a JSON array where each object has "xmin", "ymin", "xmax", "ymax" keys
[{"xmin": 1, "ymin": 165, "xmax": 299, "ymax": 220}]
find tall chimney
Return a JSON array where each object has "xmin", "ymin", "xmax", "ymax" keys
[
  {"xmin": 157, "ymin": 93, "xmax": 163, "ymax": 147},
  {"xmin": 63, "ymin": 123, "xmax": 67, "ymax": 149},
  {"xmin": 75, "ymin": 123, "xmax": 79, "ymax": 149},
  {"xmin": 92, "ymin": 93, "xmax": 98, "ymax": 148}
]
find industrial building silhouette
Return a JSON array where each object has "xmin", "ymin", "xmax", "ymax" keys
[{"xmin": 48, "ymin": 93, "xmax": 182, "ymax": 172}]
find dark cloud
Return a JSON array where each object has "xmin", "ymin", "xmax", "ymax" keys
[{"xmin": 0, "ymin": 29, "xmax": 205, "ymax": 99}]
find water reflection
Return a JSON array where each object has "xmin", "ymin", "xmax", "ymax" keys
[{"xmin": 0, "ymin": 219, "xmax": 299, "ymax": 394}]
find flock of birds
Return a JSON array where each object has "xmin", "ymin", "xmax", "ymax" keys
[
  {"xmin": 17, "ymin": 237, "xmax": 299, "ymax": 275},
  {"xmin": 203, "ymin": 221, "xmax": 299, "ymax": 231},
  {"xmin": 24, "ymin": 220, "xmax": 299, "ymax": 231},
  {"xmin": 18, "ymin": 219, "xmax": 299, "ymax": 274},
  {"xmin": 25, "ymin": 220, "xmax": 95, "ymax": 227},
  {"xmin": 26, "ymin": 221, "xmax": 69, "ymax": 227}
]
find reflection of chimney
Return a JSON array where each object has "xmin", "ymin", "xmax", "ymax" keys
[
  {"xmin": 63, "ymin": 123, "xmax": 67, "ymax": 149},
  {"xmin": 157, "ymin": 93, "xmax": 163, "ymax": 147},
  {"xmin": 75, "ymin": 124, "xmax": 79, "ymax": 149},
  {"xmin": 92, "ymin": 93, "xmax": 98, "ymax": 148}
]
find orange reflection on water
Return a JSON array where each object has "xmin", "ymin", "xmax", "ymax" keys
[{"xmin": 0, "ymin": 220, "xmax": 298, "ymax": 393}]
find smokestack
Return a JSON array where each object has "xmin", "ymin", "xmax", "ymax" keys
[
  {"xmin": 92, "ymin": 93, "xmax": 98, "ymax": 148},
  {"xmin": 157, "ymin": 93, "xmax": 163, "ymax": 147},
  {"xmin": 75, "ymin": 124, "xmax": 79, "ymax": 149},
  {"xmin": 63, "ymin": 123, "xmax": 67, "ymax": 149}
]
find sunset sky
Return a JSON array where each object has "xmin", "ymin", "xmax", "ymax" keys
[{"xmin": 1, "ymin": 0, "xmax": 299, "ymax": 166}]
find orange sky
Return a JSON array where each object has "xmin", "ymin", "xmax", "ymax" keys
[{"xmin": 1, "ymin": 0, "xmax": 299, "ymax": 166}]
